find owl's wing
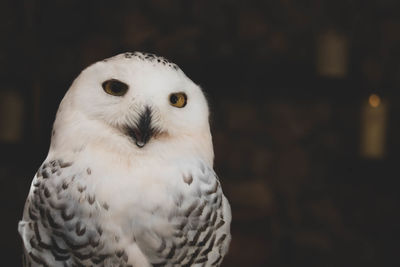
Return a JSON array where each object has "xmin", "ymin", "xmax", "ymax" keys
[
  {"xmin": 18, "ymin": 159, "xmax": 128, "ymax": 267},
  {"xmin": 136, "ymin": 164, "xmax": 232, "ymax": 267}
]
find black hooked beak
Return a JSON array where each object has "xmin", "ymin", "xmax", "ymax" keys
[{"xmin": 126, "ymin": 106, "xmax": 155, "ymax": 148}]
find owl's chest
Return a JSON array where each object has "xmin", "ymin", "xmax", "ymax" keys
[
  {"xmin": 89, "ymin": 156, "xmax": 217, "ymax": 219},
  {"xmin": 26, "ymin": 157, "xmax": 227, "ymax": 266},
  {"xmin": 90, "ymin": 157, "xmax": 211, "ymax": 213},
  {"xmin": 91, "ymin": 160, "xmax": 227, "ymax": 266}
]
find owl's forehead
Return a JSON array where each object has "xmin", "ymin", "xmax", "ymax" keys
[
  {"xmin": 103, "ymin": 52, "xmax": 180, "ymax": 71},
  {"xmin": 77, "ymin": 52, "xmax": 192, "ymax": 97}
]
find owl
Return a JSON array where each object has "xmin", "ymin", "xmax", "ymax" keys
[{"xmin": 18, "ymin": 52, "xmax": 231, "ymax": 267}]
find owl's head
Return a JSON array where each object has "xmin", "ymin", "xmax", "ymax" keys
[{"xmin": 51, "ymin": 52, "xmax": 213, "ymax": 164}]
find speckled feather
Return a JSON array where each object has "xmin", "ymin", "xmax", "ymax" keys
[
  {"xmin": 20, "ymin": 159, "xmax": 230, "ymax": 266},
  {"xmin": 18, "ymin": 52, "xmax": 231, "ymax": 266},
  {"xmin": 119, "ymin": 52, "xmax": 180, "ymax": 71},
  {"xmin": 20, "ymin": 160, "xmax": 129, "ymax": 266}
]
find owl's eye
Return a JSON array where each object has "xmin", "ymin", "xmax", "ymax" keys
[
  {"xmin": 169, "ymin": 92, "xmax": 187, "ymax": 108},
  {"xmin": 102, "ymin": 79, "xmax": 129, "ymax": 96}
]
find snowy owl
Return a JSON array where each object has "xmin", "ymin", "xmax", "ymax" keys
[{"xmin": 18, "ymin": 52, "xmax": 231, "ymax": 266}]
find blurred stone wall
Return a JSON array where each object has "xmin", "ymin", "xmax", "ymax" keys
[{"xmin": 212, "ymin": 97, "xmax": 385, "ymax": 266}]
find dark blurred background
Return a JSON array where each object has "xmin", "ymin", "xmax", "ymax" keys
[{"xmin": 1, "ymin": 0, "xmax": 400, "ymax": 266}]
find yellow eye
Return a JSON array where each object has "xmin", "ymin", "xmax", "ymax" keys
[
  {"xmin": 169, "ymin": 92, "xmax": 187, "ymax": 108},
  {"xmin": 102, "ymin": 79, "xmax": 129, "ymax": 96}
]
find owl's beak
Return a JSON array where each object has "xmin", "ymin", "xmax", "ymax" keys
[{"xmin": 126, "ymin": 106, "xmax": 155, "ymax": 148}]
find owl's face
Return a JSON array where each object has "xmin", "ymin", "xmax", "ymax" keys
[{"xmin": 53, "ymin": 53, "xmax": 213, "ymax": 161}]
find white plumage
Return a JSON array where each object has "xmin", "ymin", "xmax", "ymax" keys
[{"xmin": 18, "ymin": 52, "xmax": 231, "ymax": 266}]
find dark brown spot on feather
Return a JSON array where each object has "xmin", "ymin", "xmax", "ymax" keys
[
  {"xmin": 77, "ymin": 185, "xmax": 86, "ymax": 193},
  {"xmin": 50, "ymin": 237, "xmax": 69, "ymax": 254},
  {"xmin": 183, "ymin": 174, "xmax": 193, "ymax": 185},
  {"xmin": 189, "ymin": 223, "xmax": 209, "ymax": 246},
  {"xmin": 210, "ymin": 211, "xmax": 218, "ymax": 226},
  {"xmin": 116, "ymin": 250, "xmax": 124, "ymax": 257},
  {"xmin": 206, "ymin": 182, "xmax": 218, "ymax": 195},
  {"xmin": 176, "ymin": 237, "xmax": 188, "ymax": 248},
  {"xmin": 51, "ymin": 249, "xmax": 70, "ymax": 261},
  {"xmin": 33, "ymin": 223, "xmax": 51, "ymax": 249},
  {"xmin": 216, "ymin": 234, "xmax": 227, "ymax": 246},
  {"xmin": 44, "ymin": 187, "xmax": 50, "ymax": 198},
  {"xmin": 61, "ymin": 209, "xmax": 74, "ymax": 221},
  {"xmin": 62, "ymin": 181, "xmax": 69, "ymax": 190},
  {"xmin": 59, "ymin": 161, "xmax": 72, "ymax": 168},
  {"xmin": 75, "ymin": 221, "xmax": 86, "ymax": 236},
  {"xmin": 28, "ymin": 207, "xmax": 38, "ymax": 220},
  {"xmin": 174, "ymin": 218, "xmax": 187, "ymax": 231},
  {"xmin": 204, "ymin": 208, "xmax": 212, "ymax": 221},
  {"xmin": 182, "ymin": 247, "xmax": 201, "ymax": 267},
  {"xmin": 211, "ymin": 254, "xmax": 223, "ymax": 265},
  {"xmin": 215, "ymin": 219, "xmax": 225, "ymax": 230},
  {"xmin": 29, "ymin": 252, "xmax": 49, "ymax": 267},
  {"xmin": 38, "ymin": 206, "xmax": 45, "ymax": 218},
  {"xmin": 42, "ymin": 170, "xmax": 49, "ymax": 179},
  {"xmin": 184, "ymin": 201, "xmax": 199, "ymax": 217},
  {"xmin": 91, "ymin": 254, "xmax": 109, "ymax": 264},
  {"xmin": 157, "ymin": 238, "xmax": 166, "ymax": 253},
  {"xmin": 46, "ymin": 209, "xmax": 61, "ymax": 228},
  {"xmin": 193, "ymin": 201, "xmax": 206, "ymax": 217},
  {"xmin": 166, "ymin": 245, "xmax": 176, "ymax": 259},
  {"xmin": 194, "ymin": 257, "xmax": 208, "ymax": 264},
  {"xmin": 200, "ymin": 233, "xmax": 216, "ymax": 255},
  {"xmin": 73, "ymin": 250, "xmax": 93, "ymax": 260},
  {"xmin": 97, "ymin": 226, "xmax": 103, "ymax": 235},
  {"xmin": 198, "ymin": 228, "xmax": 213, "ymax": 247},
  {"xmin": 88, "ymin": 194, "xmax": 95, "ymax": 205},
  {"xmin": 29, "ymin": 237, "xmax": 38, "ymax": 249},
  {"xmin": 174, "ymin": 249, "xmax": 188, "ymax": 263},
  {"xmin": 90, "ymin": 235, "xmax": 100, "ymax": 247}
]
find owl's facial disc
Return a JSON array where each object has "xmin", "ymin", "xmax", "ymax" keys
[{"xmin": 125, "ymin": 106, "xmax": 156, "ymax": 148}]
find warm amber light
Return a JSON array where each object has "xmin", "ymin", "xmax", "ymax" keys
[{"xmin": 369, "ymin": 94, "xmax": 381, "ymax": 108}]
